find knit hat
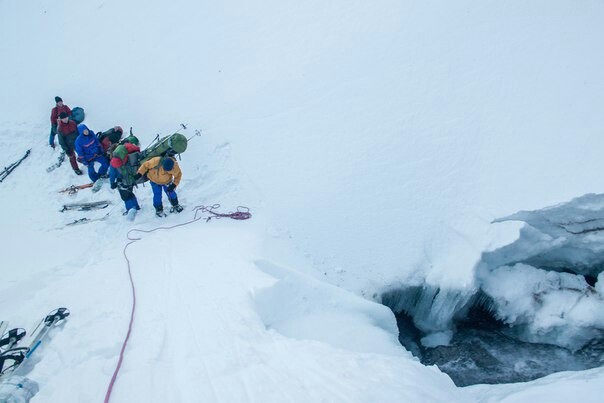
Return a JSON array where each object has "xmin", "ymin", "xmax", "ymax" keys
[
  {"xmin": 162, "ymin": 158, "xmax": 175, "ymax": 171},
  {"xmin": 55, "ymin": 96, "xmax": 63, "ymax": 103},
  {"xmin": 59, "ymin": 112, "xmax": 68, "ymax": 119}
]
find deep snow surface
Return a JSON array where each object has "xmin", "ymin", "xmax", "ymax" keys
[{"xmin": 2, "ymin": 0, "xmax": 604, "ymax": 402}]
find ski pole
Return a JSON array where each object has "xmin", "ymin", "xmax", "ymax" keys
[{"xmin": 187, "ymin": 129, "xmax": 202, "ymax": 142}]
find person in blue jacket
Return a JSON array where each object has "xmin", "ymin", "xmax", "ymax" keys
[{"xmin": 75, "ymin": 124, "xmax": 109, "ymax": 182}]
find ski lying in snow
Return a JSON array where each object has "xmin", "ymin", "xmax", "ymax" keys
[
  {"xmin": 0, "ymin": 149, "xmax": 31, "ymax": 183},
  {"xmin": 0, "ymin": 348, "xmax": 29, "ymax": 378},
  {"xmin": 0, "ymin": 308, "xmax": 69, "ymax": 378},
  {"xmin": 0, "ymin": 328, "xmax": 26, "ymax": 351},
  {"xmin": 65, "ymin": 212, "xmax": 110, "ymax": 226},
  {"xmin": 23, "ymin": 308, "xmax": 69, "ymax": 362},
  {"xmin": 58, "ymin": 183, "xmax": 93, "ymax": 194},
  {"xmin": 46, "ymin": 151, "xmax": 65, "ymax": 173},
  {"xmin": 0, "ymin": 322, "xmax": 7, "ymax": 343},
  {"xmin": 91, "ymin": 177, "xmax": 107, "ymax": 193},
  {"xmin": 60, "ymin": 200, "xmax": 111, "ymax": 212}
]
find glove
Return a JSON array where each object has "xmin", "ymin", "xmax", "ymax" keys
[
  {"xmin": 167, "ymin": 183, "xmax": 176, "ymax": 192},
  {"xmin": 110, "ymin": 182, "xmax": 118, "ymax": 189},
  {"xmin": 77, "ymin": 156, "xmax": 83, "ymax": 163},
  {"xmin": 133, "ymin": 173, "xmax": 142, "ymax": 181}
]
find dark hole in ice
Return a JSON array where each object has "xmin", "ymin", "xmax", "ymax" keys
[
  {"xmin": 585, "ymin": 274, "xmax": 597, "ymax": 287},
  {"xmin": 384, "ymin": 289, "xmax": 604, "ymax": 386}
]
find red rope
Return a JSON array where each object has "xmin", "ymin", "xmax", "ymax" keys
[
  {"xmin": 103, "ymin": 204, "xmax": 251, "ymax": 402},
  {"xmin": 199, "ymin": 204, "xmax": 252, "ymax": 222},
  {"xmin": 103, "ymin": 240, "xmax": 137, "ymax": 403}
]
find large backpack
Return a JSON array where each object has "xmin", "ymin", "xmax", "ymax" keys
[
  {"xmin": 71, "ymin": 107, "xmax": 85, "ymax": 124},
  {"xmin": 98, "ymin": 127, "xmax": 123, "ymax": 145},
  {"xmin": 140, "ymin": 132, "xmax": 188, "ymax": 161},
  {"xmin": 119, "ymin": 157, "xmax": 142, "ymax": 186}
]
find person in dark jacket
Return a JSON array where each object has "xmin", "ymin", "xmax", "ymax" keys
[
  {"xmin": 109, "ymin": 143, "xmax": 141, "ymax": 216},
  {"xmin": 57, "ymin": 112, "xmax": 82, "ymax": 175},
  {"xmin": 75, "ymin": 124, "xmax": 109, "ymax": 182},
  {"xmin": 49, "ymin": 96, "xmax": 71, "ymax": 149}
]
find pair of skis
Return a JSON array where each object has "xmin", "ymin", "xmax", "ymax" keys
[
  {"xmin": 59, "ymin": 182, "xmax": 93, "ymax": 195},
  {"xmin": 57, "ymin": 181, "xmax": 112, "ymax": 226},
  {"xmin": 46, "ymin": 151, "xmax": 65, "ymax": 173},
  {"xmin": 59, "ymin": 200, "xmax": 112, "ymax": 227},
  {"xmin": 59, "ymin": 177, "xmax": 107, "ymax": 195},
  {"xmin": 0, "ymin": 149, "xmax": 31, "ymax": 183},
  {"xmin": 0, "ymin": 308, "xmax": 70, "ymax": 379}
]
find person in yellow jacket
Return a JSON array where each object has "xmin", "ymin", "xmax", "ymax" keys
[{"xmin": 135, "ymin": 156, "xmax": 184, "ymax": 217}]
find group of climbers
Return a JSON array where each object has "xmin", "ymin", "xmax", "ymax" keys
[{"xmin": 49, "ymin": 96, "xmax": 184, "ymax": 218}]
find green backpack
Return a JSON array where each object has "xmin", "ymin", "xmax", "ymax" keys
[{"xmin": 140, "ymin": 132, "xmax": 188, "ymax": 161}]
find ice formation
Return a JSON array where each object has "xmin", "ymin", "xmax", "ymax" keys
[
  {"xmin": 384, "ymin": 193, "xmax": 604, "ymax": 351},
  {"xmin": 381, "ymin": 285, "xmax": 476, "ymax": 345},
  {"xmin": 488, "ymin": 193, "xmax": 604, "ymax": 277}
]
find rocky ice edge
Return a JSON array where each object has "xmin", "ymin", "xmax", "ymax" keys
[
  {"xmin": 480, "ymin": 193, "xmax": 604, "ymax": 349},
  {"xmin": 383, "ymin": 193, "xmax": 604, "ymax": 350},
  {"xmin": 477, "ymin": 263, "xmax": 604, "ymax": 350},
  {"xmin": 488, "ymin": 193, "xmax": 604, "ymax": 277}
]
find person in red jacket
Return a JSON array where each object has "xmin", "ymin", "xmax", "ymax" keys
[
  {"xmin": 49, "ymin": 96, "xmax": 71, "ymax": 149},
  {"xmin": 57, "ymin": 112, "xmax": 82, "ymax": 175}
]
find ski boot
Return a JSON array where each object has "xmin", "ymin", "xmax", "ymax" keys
[
  {"xmin": 155, "ymin": 205, "xmax": 166, "ymax": 218},
  {"xmin": 169, "ymin": 197, "xmax": 184, "ymax": 213},
  {"xmin": 126, "ymin": 208, "xmax": 138, "ymax": 221}
]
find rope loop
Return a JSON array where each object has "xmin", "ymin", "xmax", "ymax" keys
[{"xmin": 196, "ymin": 204, "xmax": 252, "ymax": 222}]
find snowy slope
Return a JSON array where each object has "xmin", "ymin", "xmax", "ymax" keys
[
  {"xmin": 0, "ymin": 129, "xmax": 461, "ymax": 402},
  {"xmin": 1, "ymin": 0, "xmax": 604, "ymax": 401},
  {"xmin": 3, "ymin": 0, "xmax": 604, "ymax": 293}
]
